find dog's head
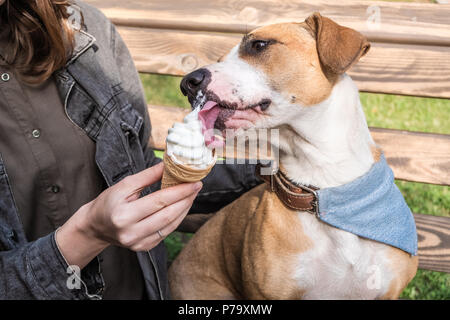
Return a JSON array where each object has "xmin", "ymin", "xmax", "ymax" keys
[{"xmin": 181, "ymin": 13, "xmax": 370, "ymax": 147}]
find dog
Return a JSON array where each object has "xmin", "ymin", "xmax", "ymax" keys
[{"xmin": 169, "ymin": 13, "xmax": 418, "ymax": 300}]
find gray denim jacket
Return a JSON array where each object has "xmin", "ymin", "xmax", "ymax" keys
[{"xmin": 0, "ymin": 1, "xmax": 260, "ymax": 300}]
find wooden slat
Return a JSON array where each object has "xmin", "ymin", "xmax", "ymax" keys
[
  {"xmin": 117, "ymin": 27, "xmax": 450, "ymax": 98},
  {"xmin": 148, "ymin": 105, "xmax": 188, "ymax": 152},
  {"xmin": 117, "ymin": 28, "xmax": 241, "ymax": 76},
  {"xmin": 370, "ymin": 128, "xmax": 450, "ymax": 185},
  {"xmin": 348, "ymin": 43, "xmax": 450, "ymax": 97},
  {"xmin": 415, "ymin": 213, "xmax": 450, "ymax": 273},
  {"xmin": 85, "ymin": 0, "xmax": 450, "ymax": 46},
  {"xmin": 147, "ymin": 105, "xmax": 450, "ymax": 185}
]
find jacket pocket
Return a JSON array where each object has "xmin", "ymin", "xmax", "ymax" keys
[
  {"xmin": 118, "ymin": 104, "xmax": 146, "ymax": 171},
  {"xmin": 119, "ymin": 103, "xmax": 144, "ymax": 137}
]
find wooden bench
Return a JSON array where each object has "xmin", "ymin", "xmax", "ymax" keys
[{"xmin": 85, "ymin": 0, "xmax": 450, "ymax": 274}]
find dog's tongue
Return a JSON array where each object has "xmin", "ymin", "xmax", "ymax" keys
[{"xmin": 198, "ymin": 101, "xmax": 221, "ymax": 147}]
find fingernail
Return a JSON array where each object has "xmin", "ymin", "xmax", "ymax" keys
[{"xmin": 194, "ymin": 182, "xmax": 203, "ymax": 191}]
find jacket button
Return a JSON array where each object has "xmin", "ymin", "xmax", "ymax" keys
[
  {"xmin": 1, "ymin": 73, "xmax": 10, "ymax": 82},
  {"xmin": 32, "ymin": 129, "xmax": 41, "ymax": 138},
  {"xmin": 51, "ymin": 185, "xmax": 61, "ymax": 193}
]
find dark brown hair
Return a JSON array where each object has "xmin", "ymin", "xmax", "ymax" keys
[{"xmin": 0, "ymin": 0, "xmax": 75, "ymax": 84}]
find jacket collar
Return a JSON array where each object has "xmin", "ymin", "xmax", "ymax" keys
[{"xmin": 67, "ymin": 28, "xmax": 96, "ymax": 66}]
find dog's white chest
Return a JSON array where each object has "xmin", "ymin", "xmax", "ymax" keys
[{"xmin": 293, "ymin": 212, "xmax": 394, "ymax": 299}]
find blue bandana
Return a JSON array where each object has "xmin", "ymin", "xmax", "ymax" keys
[{"xmin": 316, "ymin": 155, "xmax": 418, "ymax": 256}]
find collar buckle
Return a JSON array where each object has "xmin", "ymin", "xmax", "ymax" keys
[
  {"xmin": 270, "ymin": 173, "xmax": 275, "ymax": 192},
  {"xmin": 299, "ymin": 184, "xmax": 320, "ymax": 218}
]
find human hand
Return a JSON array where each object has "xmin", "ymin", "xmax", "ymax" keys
[{"xmin": 57, "ymin": 162, "xmax": 202, "ymax": 267}]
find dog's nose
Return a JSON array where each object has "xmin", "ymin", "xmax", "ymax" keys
[{"xmin": 180, "ymin": 68, "xmax": 209, "ymax": 97}]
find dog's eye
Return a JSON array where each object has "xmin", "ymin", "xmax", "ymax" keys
[{"xmin": 251, "ymin": 40, "xmax": 270, "ymax": 53}]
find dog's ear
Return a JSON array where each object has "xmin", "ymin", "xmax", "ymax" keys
[{"xmin": 305, "ymin": 12, "xmax": 370, "ymax": 75}]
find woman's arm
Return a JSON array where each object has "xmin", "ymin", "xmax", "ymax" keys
[
  {"xmin": 0, "ymin": 232, "xmax": 96, "ymax": 299},
  {"xmin": 0, "ymin": 164, "xmax": 201, "ymax": 299},
  {"xmin": 56, "ymin": 163, "xmax": 201, "ymax": 269}
]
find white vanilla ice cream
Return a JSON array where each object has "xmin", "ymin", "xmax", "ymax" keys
[{"xmin": 166, "ymin": 108, "xmax": 215, "ymax": 169}]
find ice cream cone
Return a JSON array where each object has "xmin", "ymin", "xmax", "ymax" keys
[{"xmin": 161, "ymin": 151, "xmax": 216, "ymax": 189}]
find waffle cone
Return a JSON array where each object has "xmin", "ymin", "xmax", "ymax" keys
[{"xmin": 161, "ymin": 151, "xmax": 216, "ymax": 189}]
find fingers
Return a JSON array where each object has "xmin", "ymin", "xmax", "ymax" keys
[
  {"xmin": 118, "ymin": 162, "xmax": 164, "ymax": 197},
  {"xmin": 128, "ymin": 181, "xmax": 202, "ymax": 221},
  {"xmin": 129, "ymin": 190, "xmax": 197, "ymax": 239},
  {"xmin": 127, "ymin": 193, "xmax": 195, "ymax": 252},
  {"xmin": 151, "ymin": 206, "xmax": 189, "ymax": 244},
  {"xmin": 134, "ymin": 205, "xmax": 189, "ymax": 252}
]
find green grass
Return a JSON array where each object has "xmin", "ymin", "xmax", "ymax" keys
[
  {"xmin": 360, "ymin": 93, "xmax": 450, "ymax": 135},
  {"xmin": 401, "ymin": 270, "xmax": 450, "ymax": 299},
  {"xmin": 141, "ymin": 73, "xmax": 449, "ymax": 300},
  {"xmin": 163, "ymin": 232, "xmax": 194, "ymax": 262},
  {"xmin": 141, "ymin": 74, "xmax": 190, "ymax": 109},
  {"xmin": 395, "ymin": 181, "xmax": 449, "ymax": 218}
]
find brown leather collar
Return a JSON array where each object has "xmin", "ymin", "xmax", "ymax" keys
[{"xmin": 256, "ymin": 164, "xmax": 319, "ymax": 215}]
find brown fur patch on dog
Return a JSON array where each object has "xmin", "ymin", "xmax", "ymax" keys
[
  {"xmin": 239, "ymin": 23, "xmax": 335, "ymax": 106},
  {"xmin": 371, "ymin": 145, "xmax": 382, "ymax": 162},
  {"xmin": 305, "ymin": 13, "xmax": 370, "ymax": 75},
  {"xmin": 380, "ymin": 247, "xmax": 418, "ymax": 299},
  {"xmin": 237, "ymin": 13, "xmax": 369, "ymax": 107}
]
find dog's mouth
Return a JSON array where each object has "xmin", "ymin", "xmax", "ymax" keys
[{"xmin": 196, "ymin": 96, "xmax": 271, "ymax": 148}]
